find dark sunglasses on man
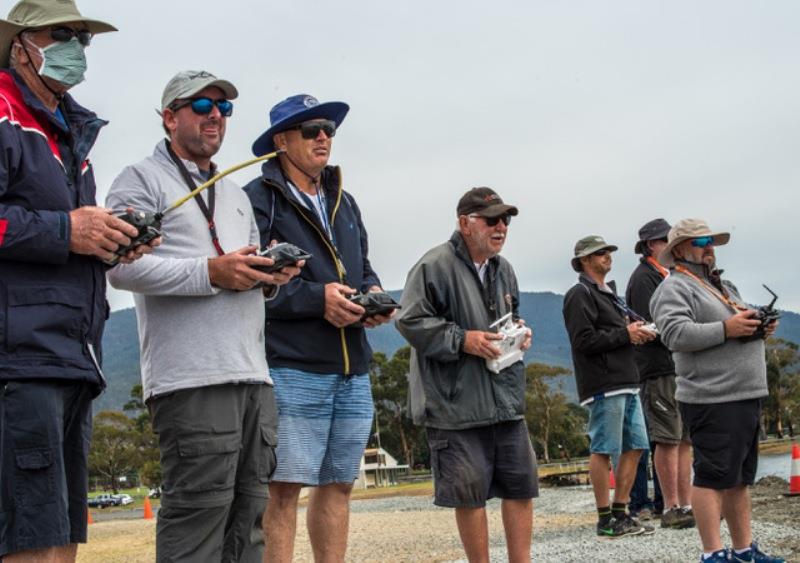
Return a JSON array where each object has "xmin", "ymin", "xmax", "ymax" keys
[
  {"xmin": 591, "ymin": 248, "xmax": 612, "ymax": 257},
  {"xmin": 469, "ymin": 214, "xmax": 512, "ymax": 227},
  {"xmin": 169, "ymin": 97, "xmax": 234, "ymax": 117},
  {"xmin": 290, "ymin": 119, "xmax": 336, "ymax": 140},
  {"xmin": 27, "ymin": 26, "xmax": 92, "ymax": 46}
]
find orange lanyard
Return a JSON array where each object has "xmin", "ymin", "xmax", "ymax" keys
[
  {"xmin": 674, "ymin": 264, "xmax": 746, "ymax": 313},
  {"xmin": 646, "ymin": 256, "xmax": 670, "ymax": 279}
]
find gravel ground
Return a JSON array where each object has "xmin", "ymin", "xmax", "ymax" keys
[{"xmin": 79, "ymin": 478, "xmax": 799, "ymax": 562}]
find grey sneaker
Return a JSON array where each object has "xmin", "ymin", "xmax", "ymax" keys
[{"xmin": 661, "ymin": 506, "xmax": 696, "ymax": 529}]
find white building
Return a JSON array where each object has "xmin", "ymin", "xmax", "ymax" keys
[{"xmin": 354, "ymin": 447, "xmax": 410, "ymax": 489}]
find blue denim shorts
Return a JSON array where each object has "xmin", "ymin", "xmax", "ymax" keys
[
  {"xmin": 587, "ymin": 393, "xmax": 649, "ymax": 457},
  {"xmin": 270, "ymin": 368, "xmax": 373, "ymax": 486}
]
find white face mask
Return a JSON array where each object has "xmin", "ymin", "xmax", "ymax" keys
[{"xmin": 23, "ymin": 35, "xmax": 87, "ymax": 87}]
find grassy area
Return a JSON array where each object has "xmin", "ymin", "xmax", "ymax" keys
[{"xmin": 350, "ymin": 480, "xmax": 433, "ymax": 501}]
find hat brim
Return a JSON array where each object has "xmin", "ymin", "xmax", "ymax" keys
[
  {"xmin": 658, "ymin": 232, "xmax": 730, "ymax": 267},
  {"xmin": 251, "ymin": 101, "xmax": 349, "ymax": 156},
  {"xmin": 571, "ymin": 244, "xmax": 617, "ymax": 272},
  {"xmin": 475, "ymin": 203, "xmax": 519, "ymax": 218},
  {"xmin": 0, "ymin": 17, "xmax": 116, "ymax": 67}
]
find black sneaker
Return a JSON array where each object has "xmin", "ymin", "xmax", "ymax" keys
[
  {"xmin": 622, "ymin": 514, "xmax": 656, "ymax": 536},
  {"xmin": 597, "ymin": 516, "xmax": 649, "ymax": 538}
]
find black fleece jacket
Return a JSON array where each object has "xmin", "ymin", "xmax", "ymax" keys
[
  {"xmin": 562, "ymin": 274, "xmax": 639, "ymax": 403},
  {"xmin": 625, "ymin": 258, "xmax": 675, "ymax": 381}
]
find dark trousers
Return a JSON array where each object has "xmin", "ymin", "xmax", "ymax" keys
[
  {"xmin": 149, "ymin": 383, "xmax": 278, "ymax": 563},
  {"xmin": 629, "ymin": 443, "xmax": 663, "ymax": 513}
]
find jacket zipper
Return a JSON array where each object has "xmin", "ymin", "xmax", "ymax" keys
[{"xmin": 279, "ymin": 171, "xmax": 351, "ymax": 374}]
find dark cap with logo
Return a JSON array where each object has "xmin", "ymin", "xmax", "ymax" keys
[
  {"xmin": 634, "ymin": 218, "xmax": 671, "ymax": 254},
  {"xmin": 456, "ymin": 187, "xmax": 519, "ymax": 218}
]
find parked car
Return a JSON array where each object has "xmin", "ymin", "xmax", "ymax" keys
[
  {"xmin": 112, "ymin": 494, "xmax": 134, "ymax": 506},
  {"xmin": 87, "ymin": 494, "xmax": 118, "ymax": 508}
]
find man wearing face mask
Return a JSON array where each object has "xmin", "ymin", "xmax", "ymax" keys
[
  {"xmin": 0, "ymin": 1, "xmax": 154, "ymax": 561},
  {"xmin": 650, "ymin": 219, "xmax": 782, "ymax": 563}
]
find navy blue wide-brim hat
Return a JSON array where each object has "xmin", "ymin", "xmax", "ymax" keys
[{"xmin": 251, "ymin": 94, "xmax": 349, "ymax": 156}]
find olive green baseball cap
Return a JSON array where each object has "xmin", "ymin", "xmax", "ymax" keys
[
  {"xmin": 571, "ymin": 235, "xmax": 617, "ymax": 272},
  {"xmin": 0, "ymin": 0, "xmax": 116, "ymax": 67}
]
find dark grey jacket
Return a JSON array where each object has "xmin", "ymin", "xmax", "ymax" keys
[{"xmin": 396, "ymin": 232, "xmax": 525, "ymax": 430}]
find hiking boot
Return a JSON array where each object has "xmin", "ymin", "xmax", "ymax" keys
[
  {"xmin": 701, "ymin": 549, "xmax": 731, "ymax": 562},
  {"xmin": 661, "ymin": 506, "xmax": 696, "ymax": 529},
  {"xmin": 730, "ymin": 542, "xmax": 785, "ymax": 563}
]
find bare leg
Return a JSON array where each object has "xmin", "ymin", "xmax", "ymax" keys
[
  {"xmin": 722, "ymin": 486, "xmax": 752, "ymax": 551},
  {"xmin": 654, "ymin": 443, "xmax": 679, "ymax": 508},
  {"xmin": 677, "ymin": 441, "xmax": 693, "ymax": 506},
  {"xmin": 454, "ymin": 507, "xmax": 489, "ymax": 563},
  {"xmin": 613, "ymin": 449, "xmax": 643, "ymax": 505},
  {"xmin": 6, "ymin": 544, "xmax": 78, "ymax": 563},
  {"xmin": 692, "ymin": 486, "xmax": 724, "ymax": 552},
  {"xmin": 264, "ymin": 481, "xmax": 302, "ymax": 563},
  {"xmin": 589, "ymin": 453, "xmax": 611, "ymax": 508},
  {"xmin": 306, "ymin": 482, "xmax": 353, "ymax": 563},
  {"xmin": 501, "ymin": 499, "xmax": 533, "ymax": 563}
]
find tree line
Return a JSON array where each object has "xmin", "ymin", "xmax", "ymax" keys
[{"xmin": 88, "ymin": 338, "xmax": 800, "ymax": 490}]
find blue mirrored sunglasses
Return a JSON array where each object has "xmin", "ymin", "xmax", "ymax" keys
[
  {"xmin": 690, "ymin": 236, "xmax": 715, "ymax": 248},
  {"xmin": 170, "ymin": 97, "xmax": 233, "ymax": 117}
]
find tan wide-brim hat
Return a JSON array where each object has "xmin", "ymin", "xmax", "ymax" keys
[
  {"xmin": 658, "ymin": 218, "xmax": 730, "ymax": 267},
  {"xmin": 0, "ymin": 0, "xmax": 116, "ymax": 67}
]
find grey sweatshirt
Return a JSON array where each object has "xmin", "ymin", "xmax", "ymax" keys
[
  {"xmin": 106, "ymin": 140, "xmax": 270, "ymax": 400},
  {"xmin": 649, "ymin": 262, "xmax": 767, "ymax": 404}
]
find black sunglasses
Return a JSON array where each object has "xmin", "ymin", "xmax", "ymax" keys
[
  {"xmin": 291, "ymin": 120, "xmax": 336, "ymax": 140},
  {"xmin": 592, "ymin": 249, "xmax": 612, "ymax": 257},
  {"xmin": 469, "ymin": 214, "xmax": 512, "ymax": 227},
  {"xmin": 170, "ymin": 97, "xmax": 234, "ymax": 117},
  {"xmin": 50, "ymin": 26, "xmax": 92, "ymax": 46}
]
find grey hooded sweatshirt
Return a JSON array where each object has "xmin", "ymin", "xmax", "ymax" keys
[
  {"xmin": 649, "ymin": 261, "xmax": 767, "ymax": 405},
  {"xmin": 396, "ymin": 231, "xmax": 525, "ymax": 430}
]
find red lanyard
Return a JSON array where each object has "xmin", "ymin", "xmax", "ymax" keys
[{"xmin": 674, "ymin": 264, "xmax": 745, "ymax": 313}]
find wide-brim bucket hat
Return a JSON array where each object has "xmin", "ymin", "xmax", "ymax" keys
[
  {"xmin": 634, "ymin": 218, "xmax": 671, "ymax": 254},
  {"xmin": 571, "ymin": 235, "xmax": 617, "ymax": 272},
  {"xmin": 658, "ymin": 218, "xmax": 730, "ymax": 267},
  {"xmin": 1, "ymin": 0, "xmax": 117, "ymax": 67},
  {"xmin": 251, "ymin": 94, "xmax": 349, "ymax": 156}
]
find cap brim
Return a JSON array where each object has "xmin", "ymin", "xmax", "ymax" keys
[
  {"xmin": 0, "ymin": 17, "xmax": 116, "ymax": 68},
  {"xmin": 478, "ymin": 204, "xmax": 519, "ymax": 218},
  {"xmin": 252, "ymin": 101, "xmax": 349, "ymax": 156}
]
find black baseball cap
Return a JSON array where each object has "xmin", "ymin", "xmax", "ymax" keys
[{"xmin": 456, "ymin": 187, "xmax": 519, "ymax": 218}]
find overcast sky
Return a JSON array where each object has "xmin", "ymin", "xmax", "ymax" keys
[{"xmin": 67, "ymin": 0, "xmax": 799, "ymax": 311}]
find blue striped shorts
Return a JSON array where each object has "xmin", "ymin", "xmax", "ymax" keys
[{"xmin": 270, "ymin": 367, "xmax": 374, "ymax": 486}]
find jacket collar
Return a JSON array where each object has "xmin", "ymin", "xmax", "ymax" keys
[
  {"xmin": 579, "ymin": 272, "xmax": 617, "ymax": 295},
  {"xmin": 7, "ymin": 69, "xmax": 105, "ymax": 134},
  {"xmin": 449, "ymin": 230, "xmax": 499, "ymax": 270},
  {"xmin": 260, "ymin": 157, "xmax": 341, "ymax": 205},
  {"xmin": 154, "ymin": 139, "xmax": 216, "ymax": 181}
]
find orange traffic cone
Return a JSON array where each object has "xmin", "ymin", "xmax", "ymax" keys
[
  {"xmin": 143, "ymin": 496, "xmax": 154, "ymax": 519},
  {"xmin": 87, "ymin": 510, "xmax": 94, "ymax": 525},
  {"xmin": 609, "ymin": 468, "xmax": 616, "ymax": 489},
  {"xmin": 786, "ymin": 443, "xmax": 800, "ymax": 497}
]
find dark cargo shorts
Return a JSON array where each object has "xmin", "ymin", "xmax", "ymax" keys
[
  {"xmin": 642, "ymin": 375, "xmax": 689, "ymax": 445},
  {"xmin": 0, "ymin": 380, "xmax": 93, "ymax": 557},
  {"xmin": 426, "ymin": 419, "xmax": 539, "ymax": 508},
  {"xmin": 679, "ymin": 398, "xmax": 761, "ymax": 490}
]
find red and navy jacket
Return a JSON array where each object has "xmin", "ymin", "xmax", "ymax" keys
[{"xmin": 0, "ymin": 69, "xmax": 108, "ymax": 392}]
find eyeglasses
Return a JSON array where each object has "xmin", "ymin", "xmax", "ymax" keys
[
  {"xmin": 290, "ymin": 119, "xmax": 336, "ymax": 140},
  {"xmin": 591, "ymin": 249, "xmax": 612, "ymax": 257},
  {"xmin": 169, "ymin": 97, "xmax": 234, "ymax": 117},
  {"xmin": 690, "ymin": 236, "xmax": 715, "ymax": 248},
  {"xmin": 469, "ymin": 214, "xmax": 511, "ymax": 227}
]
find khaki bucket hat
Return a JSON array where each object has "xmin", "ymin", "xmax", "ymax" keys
[
  {"xmin": 0, "ymin": 0, "xmax": 116, "ymax": 67},
  {"xmin": 658, "ymin": 218, "xmax": 730, "ymax": 267}
]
